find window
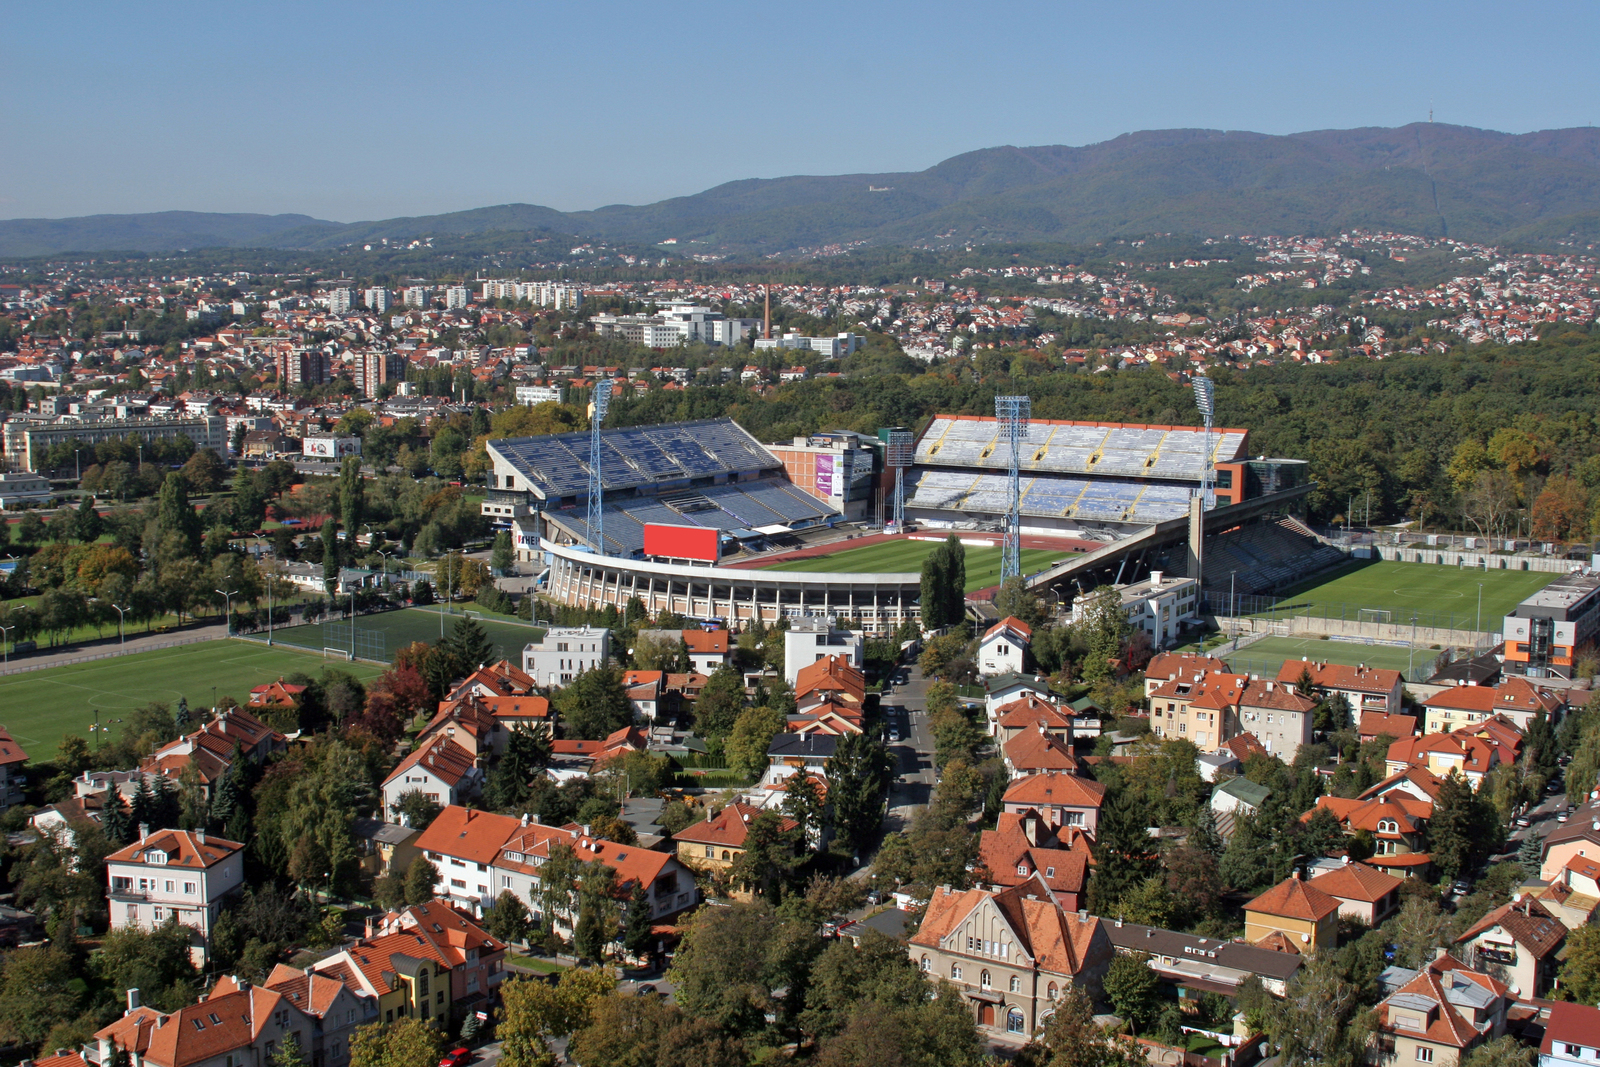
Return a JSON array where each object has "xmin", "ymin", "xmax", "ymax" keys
[
  {"xmin": 951, "ymin": 964, "xmax": 963, "ymax": 981},
  {"xmin": 981, "ymin": 970, "xmax": 992, "ymax": 990},
  {"xmin": 1047, "ymin": 982, "xmax": 1058, "ymax": 1000},
  {"xmin": 1010, "ymin": 976, "xmax": 1021, "ymax": 993},
  {"xmin": 1565, "ymin": 1047, "xmax": 1581, "ymax": 1057},
  {"xmin": 153, "ymin": 906, "xmax": 165, "ymax": 921},
  {"xmin": 705, "ymin": 845, "xmax": 714, "ymax": 858},
  {"xmin": 451, "ymin": 879, "xmax": 466, "ymax": 889},
  {"xmin": 126, "ymin": 904, "xmax": 138, "ymax": 921},
  {"xmin": 1046, "ymin": 867, "xmax": 1055, "ymax": 878},
  {"xmin": 184, "ymin": 882, "xmax": 196, "ymax": 895},
  {"xmin": 1017, "ymin": 864, "xmax": 1029, "ymax": 876},
  {"xmin": 920, "ymin": 956, "xmax": 930, "ymax": 972},
  {"xmin": 1416, "ymin": 1049, "xmax": 1434, "ymax": 1063},
  {"xmin": 165, "ymin": 880, "xmax": 175, "ymax": 893},
  {"xmin": 1007, "ymin": 1009, "xmax": 1026, "ymax": 1034}
]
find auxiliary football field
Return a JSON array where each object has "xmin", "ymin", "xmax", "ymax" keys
[
  {"xmin": 1232, "ymin": 559, "xmax": 1559, "ymax": 633},
  {"xmin": 0, "ymin": 641, "xmax": 385, "ymax": 754},
  {"xmin": 760, "ymin": 540, "xmax": 1071, "ymax": 593},
  {"xmin": 254, "ymin": 606, "xmax": 546, "ymax": 665}
]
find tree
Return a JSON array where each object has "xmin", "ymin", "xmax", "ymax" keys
[
  {"xmin": 1088, "ymin": 788, "xmax": 1157, "ymax": 913},
  {"xmin": 350, "ymin": 1016, "xmax": 445, "ymax": 1067},
  {"xmin": 622, "ymin": 880, "xmax": 654, "ymax": 959},
  {"xmin": 157, "ymin": 472, "xmax": 201, "ymax": 555},
  {"xmin": 500, "ymin": 969, "xmax": 617, "ymax": 1054},
  {"xmin": 781, "ymin": 769, "xmax": 825, "ymax": 843},
  {"xmin": 0, "ymin": 945, "xmax": 80, "ymax": 1050},
  {"xmin": 321, "ymin": 519, "xmax": 339, "ymax": 595},
  {"xmin": 1104, "ymin": 952, "xmax": 1160, "ymax": 1033},
  {"xmin": 826, "ymin": 731, "xmax": 892, "ymax": 857},
  {"xmin": 1518, "ymin": 832, "xmax": 1545, "ymax": 878},
  {"xmin": 1431, "ymin": 769, "xmax": 1496, "ymax": 881},
  {"xmin": 338, "ymin": 456, "xmax": 365, "ymax": 542},
  {"xmin": 1017, "ymin": 985, "xmax": 1146, "ymax": 1067},
  {"xmin": 403, "ymin": 854, "xmax": 439, "ymax": 905},
  {"xmin": 73, "ymin": 496, "xmax": 103, "ymax": 543},
  {"xmin": 1462, "ymin": 1036, "xmax": 1536, "ymax": 1067},
  {"xmin": 1190, "ymin": 803, "xmax": 1224, "ymax": 857},
  {"xmin": 1258, "ymin": 956, "xmax": 1363, "ymax": 1067},
  {"xmin": 994, "ymin": 575, "xmax": 1047, "ymax": 629},
  {"xmin": 668, "ymin": 901, "xmax": 822, "ymax": 1036},
  {"xmin": 486, "ymin": 890, "xmax": 531, "ymax": 945},
  {"xmin": 271, "ymin": 1031, "xmax": 307, "ymax": 1067},
  {"xmin": 728, "ymin": 810, "xmax": 804, "ymax": 902},
  {"xmin": 1391, "ymin": 896, "xmax": 1447, "ymax": 969},
  {"xmin": 1076, "ymin": 585, "xmax": 1131, "ymax": 684},
  {"xmin": 1558, "ymin": 925, "xmax": 1600, "ymax": 1006},
  {"xmin": 491, "ymin": 531, "xmax": 514, "ymax": 572},
  {"xmin": 693, "ymin": 665, "xmax": 747, "ymax": 740},
  {"xmin": 553, "ymin": 664, "xmax": 632, "ymax": 740},
  {"xmin": 920, "ymin": 543, "xmax": 952, "ymax": 630},
  {"xmin": 725, "ymin": 706, "xmax": 784, "ymax": 781}
]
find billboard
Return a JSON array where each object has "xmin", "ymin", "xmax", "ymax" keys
[
  {"xmin": 302, "ymin": 435, "xmax": 361, "ymax": 459},
  {"xmin": 815, "ymin": 454, "xmax": 835, "ymax": 498},
  {"xmin": 644, "ymin": 523, "xmax": 718, "ymax": 562}
]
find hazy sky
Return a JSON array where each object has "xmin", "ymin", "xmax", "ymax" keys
[{"xmin": 3, "ymin": 0, "xmax": 1597, "ymax": 222}]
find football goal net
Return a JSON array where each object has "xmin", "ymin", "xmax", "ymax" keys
[{"xmin": 1357, "ymin": 608, "xmax": 1392, "ymax": 624}]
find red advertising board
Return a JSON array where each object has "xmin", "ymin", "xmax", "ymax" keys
[{"xmin": 644, "ymin": 523, "xmax": 718, "ymax": 561}]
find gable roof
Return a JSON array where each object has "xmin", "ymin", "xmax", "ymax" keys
[
  {"xmin": 1145, "ymin": 651, "xmax": 1231, "ymax": 682},
  {"xmin": 672, "ymin": 802, "xmax": 797, "ymax": 848},
  {"xmin": 1309, "ymin": 861, "xmax": 1402, "ymax": 903},
  {"xmin": 1374, "ymin": 955, "xmax": 1506, "ymax": 1050},
  {"xmin": 1277, "ymin": 658, "xmax": 1401, "ymax": 694},
  {"xmin": 995, "ymin": 693, "xmax": 1073, "ymax": 729},
  {"xmin": 412, "ymin": 806, "xmax": 522, "ymax": 865},
  {"xmin": 1001, "ymin": 770, "xmax": 1106, "ymax": 810},
  {"xmin": 384, "ymin": 735, "xmax": 478, "ymax": 790},
  {"xmin": 1457, "ymin": 896, "xmax": 1566, "ymax": 958},
  {"xmin": 911, "ymin": 877, "xmax": 1108, "ymax": 978},
  {"xmin": 1244, "ymin": 874, "xmax": 1341, "ymax": 922},
  {"xmin": 1542, "ymin": 1003, "xmax": 1600, "ymax": 1056},
  {"xmin": 983, "ymin": 616, "xmax": 1033, "ymax": 643},
  {"xmin": 1423, "ymin": 678, "xmax": 1561, "ymax": 717},
  {"xmin": 1359, "ymin": 711, "xmax": 1418, "ymax": 739},
  {"xmin": 1003, "ymin": 727, "xmax": 1081, "ymax": 774}
]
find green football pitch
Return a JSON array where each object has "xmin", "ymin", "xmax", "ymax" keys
[
  {"xmin": 261, "ymin": 606, "xmax": 546, "ymax": 665},
  {"xmin": 1238, "ymin": 559, "xmax": 1559, "ymax": 631},
  {"xmin": 760, "ymin": 540, "xmax": 1073, "ymax": 593},
  {"xmin": 0, "ymin": 641, "xmax": 385, "ymax": 754},
  {"xmin": 1209, "ymin": 634, "xmax": 1427, "ymax": 682}
]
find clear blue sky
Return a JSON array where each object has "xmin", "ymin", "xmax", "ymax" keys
[{"xmin": 3, "ymin": 0, "xmax": 1596, "ymax": 222}]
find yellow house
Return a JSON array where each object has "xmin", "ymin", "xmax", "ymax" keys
[{"xmin": 1243, "ymin": 873, "xmax": 1341, "ymax": 954}]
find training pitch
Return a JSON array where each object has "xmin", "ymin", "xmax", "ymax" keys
[
  {"xmin": 260, "ymin": 606, "xmax": 546, "ymax": 665},
  {"xmin": 1212, "ymin": 634, "xmax": 1428, "ymax": 682},
  {"xmin": 1243, "ymin": 559, "xmax": 1558, "ymax": 631},
  {"xmin": 0, "ymin": 641, "xmax": 385, "ymax": 754},
  {"xmin": 760, "ymin": 539, "xmax": 1071, "ymax": 593}
]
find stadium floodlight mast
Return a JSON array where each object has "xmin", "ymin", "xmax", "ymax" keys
[
  {"xmin": 587, "ymin": 379, "xmax": 613, "ymax": 557},
  {"xmin": 886, "ymin": 430, "xmax": 914, "ymax": 532},
  {"xmin": 1192, "ymin": 374, "xmax": 1215, "ymax": 510},
  {"xmin": 995, "ymin": 395, "xmax": 1031, "ymax": 581}
]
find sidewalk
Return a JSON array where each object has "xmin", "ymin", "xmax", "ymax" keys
[{"xmin": 0, "ymin": 619, "xmax": 230, "ymax": 676}]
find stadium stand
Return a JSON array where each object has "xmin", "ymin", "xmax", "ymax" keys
[
  {"xmin": 489, "ymin": 417, "xmax": 780, "ymax": 500},
  {"xmin": 907, "ymin": 469, "xmax": 1193, "ymax": 525},
  {"xmin": 1157, "ymin": 518, "xmax": 1345, "ymax": 595},
  {"xmin": 916, "ymin": 415, "xmax": 1246, "ymax": 481},
  {"xmin": 543, "ymin": 479, "xmax": 835, "ymax": 558}
]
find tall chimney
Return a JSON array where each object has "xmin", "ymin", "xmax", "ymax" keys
[
  {"xmin": 127, "ymin": 988, "xmax": 141, "ymax": 1014},
  {"xmin": 763, "ymin": 285, "xmax": 771, "ymax": 340}
]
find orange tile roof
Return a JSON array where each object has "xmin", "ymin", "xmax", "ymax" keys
[
  {"xmin": 1374, "ymin": 955, "xmax": 1506, "ymax": 1049},
  {"xmin": 912, "ymin": 879, "xmax": 1108, "ymax": 978},
  {"xmin": 995, "ymin": 693, "xmax": 1073, "ymax": 729},
  {"xmin": 1276, "ymin": 658, "xmax": 1401, "ymax": 694},
  {"xmin": 1003, "ymin": 728, "xmax": 1081, "ymax": 774},
  {"xmin": 1245, "ymin": 874, "xmax": 1341, "ymax": 922},
  {"xmin": 107, "ymin": 829, "xmax": 243, "ymax": 868},
  {"xmin": 672, "ymin": 802, "xmax": 798, "ymax": 848},
  {"xmin": 1309, "ymin": 861, "xmax": 1402, "ymax": 903},
  {"xmin": 984, "ymin": 616, "xmax": 1033, "ymax": 641},
  {"xmin": 1001, "ymin": 770, "xmax": 1106, "ymax": 810},
  {"xmin": 413, "ymin": 807, "xmax": 522, "ymax": 866},
  {"xmin": 1457, "ymin": 897, "xmax": 1566, "ymax": 958},
  {"xmin": 384, "ymin": 735, "xmax": 478, "ymax": 790},
  {"xmin": 1359, "ymin": 711, "xmax": 1418, "ymax": 738}
]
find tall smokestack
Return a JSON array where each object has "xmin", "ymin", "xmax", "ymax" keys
[{"xmin": 763, "ymin": 285, "xmax": 771, "ymax": 340}]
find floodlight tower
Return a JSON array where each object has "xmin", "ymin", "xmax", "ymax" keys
[
  {"xmin": 1191, "ymin": 373, "xmax": 1215, "ymax": 595},
  {"xmin": 586, "ymin": 379, "xmax": 612, "ymax": 554},
  {"xmin": 886, "ymin": 430, "xmax": 914, "ymax": 531},
  {"xmin": 1192, "ymin": 374, "xmax": 1215, "ymax": 509},
  {"xmin": 995, "ymin": 395, "xmax": 1031, "ymax": 581}
]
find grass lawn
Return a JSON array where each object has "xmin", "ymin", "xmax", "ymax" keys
[
  {"xmin": 508, "ymin": 955, "xmax": 566, "ymax": 973},
  {"xmin": 0, "ymin": 640, "xmax": 384, "ymax": 754},
  {"xmin": 260, "ymin": 606, "xmax": 545, "ymax": 665},
  {"xmin": 1248, "ymin": 559, "xmax": 1558, "ymax": 631},
  {"xmin": 760, "ymin": 539, "xmax": 1072, "ymax": 593},
  {"xmin": 1216, "ymin": 634, "xmax": 1431, "ymax": 681}
]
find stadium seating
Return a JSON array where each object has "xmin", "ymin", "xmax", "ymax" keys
[
  {"xmin": 907, "ymin": 469, "xmax": 1192, "ymax": 524},
  {"xmin": 914, "ymin": 416, "xmax": 1246, "ymax": 482},
  {"xmin": 494, "ymin": 417, "xmax": 780, "ymax": 498},
  {"xmin": 549, "ymin": 476, "xmax": 835, "ymax": 555},
  {"xmin": 1198, "ymin": 520, "xmax": 1346, "ymax": 593}
]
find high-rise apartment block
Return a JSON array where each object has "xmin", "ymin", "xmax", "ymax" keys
[
  {"xmin": 328, "ymin": 288, "xmax": 355, "ymax": 314},
  {"xmin": 364, "ymin": 287, "xmax": 392, "ymax": 311},
  {"xmin": 357, "ymin": 351, "xmax": 406, "ymax": 398},
  {"xmin": 404, "ymin": 286, "xmax": 430, "ymax": 308},
  {"xmin": 477, "ymin": 280, "xmax": 584, "ymax": 308},
  {"xmin": 275, "ymin": 348, "xmax": 330, "ymax": 386},
  {"xmin": 445, "ymin": 286, "xmax": 471, "ymax": 310}
]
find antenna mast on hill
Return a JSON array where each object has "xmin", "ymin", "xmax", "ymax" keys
[
  {"xmin": 586, "ymin": 378, "xmax": 612, "ymax": 555},
  {"xmin": 995, "ymin": 396, "xmax": 1031, "ymax": 581}
]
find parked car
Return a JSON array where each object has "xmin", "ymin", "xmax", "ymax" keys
[
  {"xmin": 1559, "ymin": 812, "xmax": 1571, "ymax": 823},
  {"xmin": 866, "ymin": 889, "xmax": 885, "ymax": 905},
  {"xmin": 637, "ymin": 983, "xmax": 659, "ymax": 998},
  {"xmin": 440, "ymin": 1050, "xmax": 472, "ymax": 1067},
  {"xmin": 1451, "ymin": 879, "xmax": 1472, "ymax": 897},
  {"xmin": 1515, "ymin": 815, "xmax": 1532, "ymax": 828}
]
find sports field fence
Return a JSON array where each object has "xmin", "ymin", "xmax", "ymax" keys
[{"xmin": 1204, "ymin": 592, "xmax": 1499, "ymax": 651}]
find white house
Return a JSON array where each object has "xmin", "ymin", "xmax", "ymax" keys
[
  {"xmin": 636, "ymin": 628, "xmax": 731, "ymax": 675},
  {"xmin": 978, "ymin": 617, "xmax": 1032, "ymax": 676},
  {"xmin": 1541, "ymin": 1003, "xmax": 1600, "ymax": 1067},
  {"xmin": 523, "ymin": 626, "xmax": 611, "ymax": 687},
  {"xmin": 106, "ymin": 827, "xmax": 245, "ymax": 963},
  {"xmin": 380, "ymin": 735, "xmax": 482, "ymax": 819},
  {"xmin": 766, "ymin": 733, "xmax": 837, "ymax": 787},
  {"xmin": 1097, "ymin": 571, "xmax": 1199, "ymax": 648},
  {"xmin": 783, "ymin": 619, "xmax": 865, "ymax": 684}
]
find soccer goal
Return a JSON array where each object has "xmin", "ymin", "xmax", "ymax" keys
[
  {"xmin": 323, "ymin": 646, "xmax": 354, "ymax": 662},
  {"xmin": 1358, "ymin": 608, "xmax": 1392, "ymax": 624}
]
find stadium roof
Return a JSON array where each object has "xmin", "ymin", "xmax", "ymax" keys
[
  {"xmin": 915, "ymin": 415, "xmax": 1247, "ymax": 483},
  {"xmin": 488, "ymin": 417, "xmax": 779, "ymax": 499}
]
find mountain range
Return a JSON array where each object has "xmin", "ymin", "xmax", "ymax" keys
[{"xmin": 7, "ymin": 123, "xmax": 1600, "ymax": 258}]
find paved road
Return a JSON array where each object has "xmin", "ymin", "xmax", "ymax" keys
[
  {"xmin": 1493, "ymin": 771, "xmax": 1574, "ymax": 866},
  {"xmin": 0, "ymin": 618, "xmax": 230, "ymax": 675}
]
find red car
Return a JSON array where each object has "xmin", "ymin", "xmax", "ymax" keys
[{"xmin": 440, "ymin": 1050, "xmax": 471, "ymax": 1067}]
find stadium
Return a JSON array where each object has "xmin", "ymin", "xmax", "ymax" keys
[{"xmin": 481, "ymin": 408, "xmax": 1332, "ymax": 635}]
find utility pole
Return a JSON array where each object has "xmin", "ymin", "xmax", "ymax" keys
[{"xmin": 1476, "ymin": 582, "xmax": 1485, "ymax": 635}]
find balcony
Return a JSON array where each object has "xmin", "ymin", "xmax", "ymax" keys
[{"xmin": 482, "ymin": 489, "xmax": 534, "ymax": 520}]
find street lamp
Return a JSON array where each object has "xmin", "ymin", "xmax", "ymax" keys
[
  {"xmin": 74, "ymin": 449, "xmax": 81, "ymax": 481},
  {"xmin": 0, "ymin": 624, "xmax": 12, "ymax": 667},
  {"xmin": 215, "ymin": 588, "xmax": 238, "ymax": 637},
  {"xmin": 1476, "ymin": 581, "xmax": 1485, "ymax": 635},
  {"xmin": 110, "ymin": 602, "xmax": 127, "ymax": 646}
]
